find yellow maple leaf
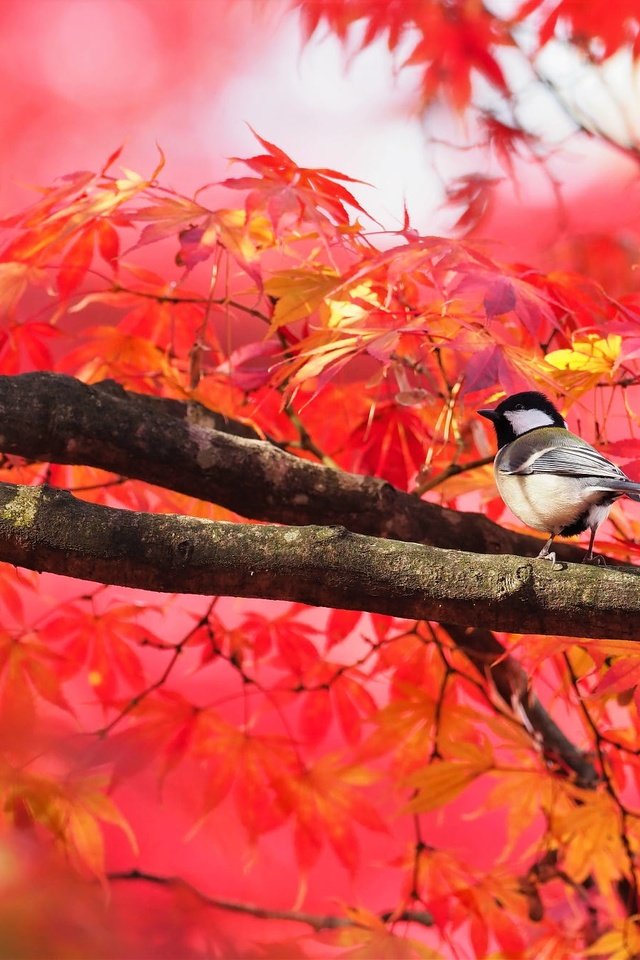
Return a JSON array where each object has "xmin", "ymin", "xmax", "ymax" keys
[
  {"xmin": 207, "ymin": 208, "xmax": 275, "ymax": 262},
  {"xmin": 323, "ymin": 280, "xmax": 380, "ymax": 328},
  {"xmin": 584, "ymin": 918, "xmax": 640, "ymax": 958},
  {"xmin": 264, "ymin": 267, "xmax": 340, "ymax": 330},
  {"xmin": 546, "ymin": 333, "xmax": 621, "ymax": 372},
  {"xmin": 550, "ymin": 787, "xmax": 630, "ymax": 903},
  {"xmin": 406, "ymin": 743, "xmax": 494, "ymax": 813},
  {"xmin": 1, "ymin": 768, "xmax": 137, "ymax": 879},
  {"xmin": 485, "ymin": 767, "xmax": 563, "ymax": 855},
  {"xmin": 545, "ymin": 333, "xmax": 621, "ymax": 395}
]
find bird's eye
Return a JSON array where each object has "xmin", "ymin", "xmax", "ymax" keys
[{"xmin": 514, "ymin": 403, "xmax": 524, "ymax": 411}]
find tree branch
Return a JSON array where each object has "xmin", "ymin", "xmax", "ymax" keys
[
  {"xmin": 0, "ymin": 373, "xmax": 599, "ymax": 790},
  {"xmin": 1, "ymin": 481, "xmax": 639, "ymax": 640},
  {"xmin": 0, "ymin": 372, "xmax": 587, "ymax": 562},
  {"xmin": 108, "ymin": 868, "xmax": 434, "ymax": 931},
  {"xmin": 444, "ymin": 624, "xmax": 598, "ymax": 787}
]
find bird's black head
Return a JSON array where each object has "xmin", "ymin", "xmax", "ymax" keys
[{"xmin": 478, "ymin": 391, "xmax": 566, "ymax": 449}]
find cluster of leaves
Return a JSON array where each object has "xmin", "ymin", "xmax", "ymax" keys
[{"xmin": 298, "ymin": 0, "xmax": 640, "ymax": 111}]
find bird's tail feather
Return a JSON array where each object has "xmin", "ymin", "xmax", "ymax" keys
[{"xmin": 589, "ymin": 480, "xmax": 640, "ymax": 502}]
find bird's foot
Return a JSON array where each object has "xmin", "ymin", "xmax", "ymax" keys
[
  {"xmin": 536, "ymin": 544, "xmax": 564, "ymax": 570},
  {"xmin": 583, "ymin": 553, "xmax": 606, "ymax": 566},
  {"xmin": 536, "ymin": 548, "xmax": 556, "ymax": 565}
]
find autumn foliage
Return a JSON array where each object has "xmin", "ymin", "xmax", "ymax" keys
[{"xmin": 3, "ymin": 2, "xmax": 640, "ymax": 957}]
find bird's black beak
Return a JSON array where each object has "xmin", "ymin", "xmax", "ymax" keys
[{"xmin": 478, "ymin": 408, "xmax": 498, "ymax": 422}]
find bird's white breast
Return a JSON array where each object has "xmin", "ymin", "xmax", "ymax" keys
[{"xmin": 494, "ymin": 469, "xmax": 610, "ymax": 533}]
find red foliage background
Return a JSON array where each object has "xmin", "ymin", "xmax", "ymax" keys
[{"xmin": 3, "ymin": 2, "xmax": 640, "ymax": 957}]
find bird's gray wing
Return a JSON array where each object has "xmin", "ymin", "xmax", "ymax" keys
[
  {"xmin": 498, "ymin": 437, "xmax": 640, "ymax": 500},
  {"xmin": 498, "ymin": 435, "xmax": 629, "ymax": 481}
]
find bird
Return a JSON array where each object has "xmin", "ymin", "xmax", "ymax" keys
[{"xmin": 478, "ymin": 390, "xmax": 640, "ymax": 563}]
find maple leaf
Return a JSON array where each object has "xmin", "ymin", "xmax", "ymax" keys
[
  {"xmin": 547, "ymin": 782, "xmax": 632, "ymax": 904},
  {"xmin": 264, "ymin": 267, "xmax": 341, "ymax": 330},
  {"xmin": 325, "ymin": 609, "xmax": 363, "ymax": 649},
  {"xmin": 480, "ymin": 114, "xmax": 536, "ymax": 178},
  {"xmin": 346, "ymin": 401, "xmax": 429, "ymax": 489},
  {"xmin": 0, "ymin": 564, "xmax": 37, "ymax": 622},
  {"xmin": 298, "ymin": 0, "xmax": 513, "ymax": 110},
  {"xmin": 1, "ymin": 768, "xmax": 136, "ymax": 879},
  {"xmin": 405, "ymin": 2, "xmax": 510, "ymax": 110},
  {"xmin": 0, "ymin": 320, "xmax": 61, "ymax": 374},
  {"xmin": 42, "ymin": 602, "xmax": 151, "ymax": 705},
  {"xmin": 329, "ymin": 908, "xmax": 439, "ymax": 959},
  {"xmin": 0, "ymin": 628, "xmax": 76, "ymax": 723},
  {"xmin": 483, "ymin": 278, "xmax": 517, "ymax": 318},
  {"xmin": 523, "ymin": 0, "xmax": 640, "ymax": 60},
  {"xmin": 446, "ymin": 173, "xmax": 501, "ymax": 234},
  {"xmin": 407, "ymin": 742, "xmax": 494, "ymax": 813},
  {"xmin": 221, "ymin": 129, "xmax": 370, "ymax": 230},
  {"xmin": 132, "ymin": 194, "xmax": 211, "ymax": 248},
  {"xmin": 592, "ymin": 656, "xmax": 640, "ymax": 699},
  {"xmin": 331, "ymin": 673, "xmax": 377, "ymax": 745},
  {"xmin": 0, "ymin": 154, "xmax": 163, "ymax": 304},
  {"xmin": 215, "ymin": 339, "xmax": 283, "ymax": 392},
  {"xmin": 584, "ymin": 919, "xmax": 640, "ymax": 958},
  {"xmin": 545, "ymin": 333, "xmax": 622, "ymax": 397},
  {"xmin": 485, "ymin": 766, "xmax": 564, "ymax": 855},
  {"xmin": 0, "ymin": 262, "xmax": 38, "ymax": 318},
  {"xmin": 190, "ymin": 710, "xmax": 297, "ymax": 838},
  {"xmin": 240, "ymin": 607, "xmax": 321, "ymax": 673},
  {"xmin": 273, "ymin": 754, "xmax": 384, "ymax": 872},
  {"xmin": 56, "ymin": 224, "xmax": 97, "ymax": 300},
  {"xmin": 61, "ymin": 324, "xmax": 187, "ymax": 393},
  {"xmin": 290, "ymin": 655, "xmax": 377, "ymax": 746},
  {"xmin": 96, "ymin": 217, "xmax": 120, "ymax": 269},
  {"xmin": 117, "ymin": 693, "xmax": 296, "ymax": 838}
]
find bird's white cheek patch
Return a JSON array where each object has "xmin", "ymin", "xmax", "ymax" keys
[{"xmin": 503, "ymin": 409, "xmax": 556, "ymax": 435}]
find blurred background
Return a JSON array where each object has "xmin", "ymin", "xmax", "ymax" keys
[{"xmin": 2, "ymin": 0, "xmax": 640, "ymax": 269}]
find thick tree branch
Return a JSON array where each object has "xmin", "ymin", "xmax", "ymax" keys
[
  {"xmin": 0, "ymin": 373, "xmax": 599, "ymax": 788},
  {"xmin": 1, "ymin": 482, "xmax": 638, "ymax": 640},
  {"xmin": 0, "ymin": 372, "xmax": 587, "ymax": 562}
]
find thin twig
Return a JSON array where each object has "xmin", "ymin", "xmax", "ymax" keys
[
  {"xmin": 414, "ymin": 455, "xmax": 493, "ymax": 495},
  {"xmin": 96, "ymin": 598, "xmax": 218, "ymax": 737},
  {"xmin": 107, "ymin": 868, "xmax": 434, "ymax": 931}
]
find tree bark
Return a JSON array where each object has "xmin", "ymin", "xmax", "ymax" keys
[
  {"xmin": 1, "ymin": 482, "xmax": 638, "ymax": 641},
  {"xmin": 0, "ymin": 372, "xmax": 587, "ymax": 561}
]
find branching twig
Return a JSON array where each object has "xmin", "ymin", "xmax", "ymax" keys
[{"xmin": 97, "ymin": 598, "xmax": 218, "ymax": 737}]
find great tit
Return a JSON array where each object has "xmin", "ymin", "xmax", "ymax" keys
[{"xmin": 478, "ymin": 391, "xmax": 640, "ymax": 563}]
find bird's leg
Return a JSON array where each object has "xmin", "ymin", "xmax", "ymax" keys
[
  {"xmin": 536, "ymin": 535, "xmax": 556, "ymax": 565},
  {"xmin": 583, "ymin": 526, "xmax": 605, "ymax": 565}
]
